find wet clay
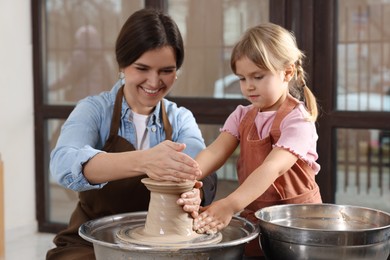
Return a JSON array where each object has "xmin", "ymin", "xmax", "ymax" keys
[{"xmin": 117, "ymin": 178, "xmax": 222, "ymax": 247}]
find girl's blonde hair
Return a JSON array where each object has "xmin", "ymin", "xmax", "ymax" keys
[{"xmin": 231, "ymin": 23, "xmax": 318, "ymax": 121}]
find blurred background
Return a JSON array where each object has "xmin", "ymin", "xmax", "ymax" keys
[{"xmin": 0, "ymin": 0, "xmax": 389, "ymax": 258}]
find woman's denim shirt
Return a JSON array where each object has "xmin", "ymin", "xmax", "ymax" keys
[{"xmin": 50, "ymin": 80, "xmax": 207, "ymax": 192}]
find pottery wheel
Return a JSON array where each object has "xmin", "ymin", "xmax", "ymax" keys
[
  {"xmin": 116, "ymin": 178, "xmax": 222, "ymax": 247},
  {"xmin": 116, "ymin": 224, "xmax": 223, "ymax": 247}
]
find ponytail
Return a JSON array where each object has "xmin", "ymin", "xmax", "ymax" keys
[
  {"xmin": 302, "ymin": 86, "xmax": 318, "ymax": 121},
  {"xmin": 293, "ymin": 58, "xmax": 318, "ymax": 121}
]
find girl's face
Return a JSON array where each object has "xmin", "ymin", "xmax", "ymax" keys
[
  {"xmin": 235, "ymin": 56, "xmax": 292, "ymax": 112},
  {"xmin": 122, "ymin": 46, "xmax": 177, "ymax": 115}
]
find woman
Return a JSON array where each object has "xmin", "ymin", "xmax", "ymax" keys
[{"xmin": 47, "ymin": 8, "xmax": 217, "ymax": 260}]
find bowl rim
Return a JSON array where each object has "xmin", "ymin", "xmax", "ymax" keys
[
  {"xmin": 79, "ymin": 211, "xmax": 260, "ymax": 252},
  {"xmin": 254, "ymin": 203, "xmax": 390, "ymax": 246},
  {"xmin": 254, "ymin": 203, "xmax": 390, "ymax": 232}
]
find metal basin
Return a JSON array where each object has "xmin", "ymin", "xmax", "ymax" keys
[
  {"xmin": 79, "ymin": 211, "xmax": 259, "ymax": 260},
  {"xmin": 255, "ymin": 204, "xmax": 390, "ymax": 260}
]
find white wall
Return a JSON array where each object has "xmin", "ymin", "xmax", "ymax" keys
[{"xmin": 0, "ymin": 0, "xmax": 37, "ymax": 240}]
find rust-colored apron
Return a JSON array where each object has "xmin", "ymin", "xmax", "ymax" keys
[
  {"xmin": 237, "ymin": 95, "xmax": 322, "ymax": 257},
  {"xmin": 46, "ymin": 86, "xmax": 173, "ymax": 260}
]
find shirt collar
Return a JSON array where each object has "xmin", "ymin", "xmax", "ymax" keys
[{"xmin": 120, "ymin": 97, "xmax": 164, "ymax": 129}]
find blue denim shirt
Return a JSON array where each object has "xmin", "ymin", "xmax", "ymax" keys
[{"xmin": 50, "ymin": 80, "xmax": 206, "ymax": 192}]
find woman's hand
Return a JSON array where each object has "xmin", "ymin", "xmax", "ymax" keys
[
  {"xmin": 177, "ymin": 181, "xmax": 203, "ymax": 218},
  {"xmin": 141, "ymin": 140, "xmax": 201, "ymax": 182},
  {"xmin": 83, "ymin": 140, "xmax": 202, "ymax": 185},
  {"xmin": 193, "ymin": 198, "xmax": 234, "ymax": 234}
]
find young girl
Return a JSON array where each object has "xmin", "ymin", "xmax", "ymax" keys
[{"xmin": 193, "ymin": 23, "xmax": 322, "ymax": 256}]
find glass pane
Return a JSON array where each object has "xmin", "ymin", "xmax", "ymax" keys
[
  {"xmin": 46, "ymin": 119, "xmax": 79, "ymax": 223},
  {"xmin": 335, "ymin": 128, "xmax": 390, "ymax": 212},
  {"xmin": 337, "ymin": 0, "xmax": 390, "ymax": 111},
  {"xmin": 45, "ymin": 0, "xmax": 144, "ymax": 105},
  {"xmin": 167, "ymin": 0, "xmax": 269, "ymax": 98},
  {"xmin": 44, "ymin": 1, "xmax": 144, "ymax": 224}
]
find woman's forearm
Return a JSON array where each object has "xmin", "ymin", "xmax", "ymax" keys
[
  {"xmin": 84, "ymin": 141, "xmax": 202, "ymax": 185},
  {"xmin": 83, "ymin": 151, "xmax": 144, "ymax": 184}
]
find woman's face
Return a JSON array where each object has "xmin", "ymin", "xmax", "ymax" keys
[
  {"xmin": 235, "ymin": 56, "xmax": 290, "ymax": 112},
  {"xmin": 122, "ymin": 46, "xmax": 177, "ymax": 115}
]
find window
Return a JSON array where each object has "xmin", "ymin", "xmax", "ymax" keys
[
  {"xmin": 33, "ymin": 0, "xmax": 269, "ymax": 232},
  {"xmin": 334, "ymin": 0, "xmax": 390, "ymax": 212}
]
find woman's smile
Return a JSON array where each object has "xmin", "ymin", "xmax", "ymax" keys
[{"xmin": 140, "ymin": 86, "xmax": 164, "ymax": 96}]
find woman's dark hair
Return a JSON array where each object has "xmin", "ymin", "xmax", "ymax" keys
[{"xmin": 115, "ymin": 8, "xmax": 184, "ymax": 70}]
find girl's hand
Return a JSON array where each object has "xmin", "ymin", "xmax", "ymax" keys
[
  {"xmin": 193, "ymin": 198, "xmax": 234, "ymax": 234},
  {"xmin": 177, "ymin": 181, "xmax": 203, "ymax": 218}
]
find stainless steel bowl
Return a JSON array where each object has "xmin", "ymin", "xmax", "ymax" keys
[
  {"xmin": 79, "ymin": 211, "xmax": 259, "ymax": 260},
  {"xmin": 255, "ymin": 204, "xmax": 390, "ymax": 260}
]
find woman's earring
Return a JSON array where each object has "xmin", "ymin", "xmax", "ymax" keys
[{"xmin": 119, "ymin": 71, "xmax": 125, "ymax": 84}]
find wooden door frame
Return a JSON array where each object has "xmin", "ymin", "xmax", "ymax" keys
[{"xmin": 312, "ymin": 0, "xmax": 337, "ymax": 203}]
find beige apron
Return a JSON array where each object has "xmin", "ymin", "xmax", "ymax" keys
[
  {"xmin": 46, "ymin": 86, "xmax": 173, "ymax": 259},
  {"xmin": 237, "ymin": 95, "xmax": 322, "ymax": 257}
]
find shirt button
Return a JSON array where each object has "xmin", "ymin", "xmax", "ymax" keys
[{"xmin": 151, "ymin": 126, "xmax": 157, "ymax": 132}]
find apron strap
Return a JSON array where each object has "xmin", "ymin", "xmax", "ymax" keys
[
  {"xmin": 269, "ymin": 94, "xmax": 299, "ymax": 143},
  {"xmin": 108, "ymin": 85, "xmax": 125, "ymax": 137},
  {"xmin": 161, "ymin": 100, "xmax": 172, "ymax": 141}
]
